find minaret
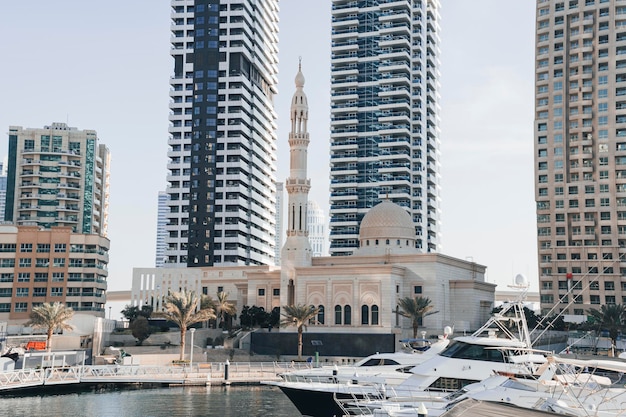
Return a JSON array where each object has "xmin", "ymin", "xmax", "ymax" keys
[{"xmin": 281, "ymin": 60, "xmax": 313, "ymax": 306}]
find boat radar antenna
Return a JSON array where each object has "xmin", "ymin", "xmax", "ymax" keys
[{"xmin": 508, "ymin": 273, "xmax": 530, "ymax": 302}]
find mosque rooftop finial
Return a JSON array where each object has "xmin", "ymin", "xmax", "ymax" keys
[{"xmin": 295, "ymin": 57, "xmax": 305, "ymax": 88}]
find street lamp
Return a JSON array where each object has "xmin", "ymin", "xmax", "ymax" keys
[
  {"xmin": 189, "ymin": 328, "xmax": 196, "ymax": 369},
  {"xmin": 108, "ymin": 306, "xmax": 112, "ymax": 320}
]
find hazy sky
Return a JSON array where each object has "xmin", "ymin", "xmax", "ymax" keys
[{"xmin": 0, "ymin": 1, "xmax": 538, "ymax": 294}]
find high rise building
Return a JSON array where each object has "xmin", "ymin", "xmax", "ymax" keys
[
  {"xmin": 308, "ymin": 200, "xmax": 329, "ymax": 257},
  {"xmin": 155, "ymin": 191, "xmax": 169, "ymax": 267},
  {"xmin": 0, "ymin": 159, "xmax": 7, "ymax": 222},
  {"xmin": 165, "ymin": 0, "xmax": 279, "ymax": 267},
  {"xmin": 4, "ymin": 123, "xmax": 110, "ymax": 236},
  {"xmin": 328, "ymin": 0, "xmax": 442, "ymax": 256},
  {"xmin": 534, "ymin": 0, "xmax": 626, "ymax": 315}
]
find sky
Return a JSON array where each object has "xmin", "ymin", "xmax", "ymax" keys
[{"xmin": 0, "ymin": 1, "xmax": 538, "ymax": 297}]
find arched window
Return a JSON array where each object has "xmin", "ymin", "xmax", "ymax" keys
[
  {"xmin": 361, "ymin": 305, "xmax": 369, "ymax": 325},
  {"xmin": 318, "ymin": 305, "xmax": 325, "ymax": 324},
  {"xmin": 309, "ymin": 305, "xmax": 317, "ymax": 324},
  {"xmin": 386, "ymin": 239, "xmax": 390, "ymax": 245},
  {"xmin": 335, "ymin": 305, "xmax": 342, "ymax": 325},
  {"xmin": 344, "ymin": 305, "xmax": 352, "ymax": 325},
  {"xmin": 371, "ymin": 305, "xmax": 379, "ymax": 325}
]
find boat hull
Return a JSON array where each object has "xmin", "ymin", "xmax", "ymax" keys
[{"xmin": 276, "ymin": 383, "xmax": 374, "ymax": 417}]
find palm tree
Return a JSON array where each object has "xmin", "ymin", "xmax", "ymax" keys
[
  {"xmin": 215, "ymin": 291, "xmax": 236, "ymax": 329},
  {"xmin": 26, "ymin": 302, "xmax": 74, "ymax": 352},
  {"xmin": 201, "ymin": 294, "xmax": 217, "ymax": 328},
  {"xmin": 280, "ymin": 304, "xmax": 320, "ymax": 360},
  {"xmin": 587, "ymin": 304, "xmax": 626, "ymax": 356},
  {"xmin": 396, "ymin": 296, "xmax": 438, "ymax": 339},
  {"xmin": 160, "ymin": 289, "xmax": 216, "ymax": 360}
]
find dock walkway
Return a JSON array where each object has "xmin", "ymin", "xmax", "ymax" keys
[{"xmin": 0, "ymin": 361, "xmax": 292, "ymax": 392}]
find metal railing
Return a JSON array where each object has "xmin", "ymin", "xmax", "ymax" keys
[{"xmin": 0, "ymin": 362, "xmax": 298, "ymax": 391}]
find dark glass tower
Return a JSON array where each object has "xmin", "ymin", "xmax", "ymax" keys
[{"xmin": 166, "ymin": 0, "xmax": 279, "ymax": 267}]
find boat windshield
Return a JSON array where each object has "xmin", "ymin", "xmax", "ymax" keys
[
  {"xmin": 439, "ymin": 341, "xmax": 505, "ymax": 363},
  {"xmin": 358, "ymin": 358, "xmax": 401, "ymax": 366}
]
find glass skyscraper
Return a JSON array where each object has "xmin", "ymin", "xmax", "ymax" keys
[
  {"xmin": 329, "ymin": 0, "xmax": 442, "ymax": 256},
  {"xmin": 165, "ymin": 0, "xmax": 280, "ymax": 267}
]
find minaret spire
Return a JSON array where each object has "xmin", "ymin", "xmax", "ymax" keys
[{"xmin": 281, "ymin": 60, "xmax": 313, "ymax": 272}]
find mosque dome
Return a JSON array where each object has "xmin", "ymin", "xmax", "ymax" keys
[{"xmin": 356, "ymin": 200, "xmax": 418, "ymax": 256}]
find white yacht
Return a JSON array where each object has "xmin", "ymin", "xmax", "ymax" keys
[
  {"xmin": 339, "ymin": 356, "xmax": 626, "ymax": 417},
  {"xmin": 264, "ymin": 296, "xmax": 549, "ymax": 417},
  {"xmin": 278, "ymin": 337, "xmax": 451, "ymax": 386}
]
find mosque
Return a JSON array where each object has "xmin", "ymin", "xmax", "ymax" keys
[{"xmin": 131, "ymin": 64, "xmax": 496, "ymax": 347}]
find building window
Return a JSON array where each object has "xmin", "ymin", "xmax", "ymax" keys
[
  {"xmin": 14, "ymin": 302, "xmax": 28, "ymax": 313},
  {"xmin": 16, "ymin": 288, "xmax": 28, "ymax": 298},
  {"xmin": 54, "ymin": 244, "xmax": 66, "ymax": 253},
  {"xmin": 361, "ymin": 305, "xmax": 369, "ymax": 325},
  {"xmin": 17, "ymin": 273, "xmax": 29, "ymax": 282},
  {"xmin": 317, "ymin": 305, "xmax": 325, "ymax": 325},
  {"xmin": 590, "ymin": 295, "xmax": 601, "ymax": 304},
  {"xmin": 540, "ymin": 295, "xmax": 554, "ymax": 304},
  {"xmin": 33, "ymin": 288, "xmax": 47, "ymax": 297},
  {"xmin": 34, "ymin": 273, "xmax": 48, "ymax": 282},
  {"xmin": 0, "ymin": 244, "xmax": 16, "ymax": 253},
  {"xmin": 273, "ymin": 288, "xmax": 280, "ymax": 296},
  {"xmin": 36, "ymin": 244, "xmax": 50, "ymax": 253},
  {"xmin": 371, "ymin": 305, "xmax": 379, "ymax": 325},
  {"xmin": 335, "ymin": 305, "xmax": 342, "ymax": 325},
  {"xmin": 258, "ymin": 289, "xmax": 265, "ymax": 296},
  {"xmin": 414, "ymin": 286, "xmax": 422, "ymax": 294},
  {"xmin": 606, "ymin": 295, "xmax": 616, "ymax": 305},
  {"xmin": 344, "ymin": 305, "xmax": 352, "ymax": 325},
  {"xmin": 18, "ymin": 258, "xmax": 31, "ymax": 268},
  {"xmin": 20, "ymin": 243, "xmax": 32, "ymax": 253}
]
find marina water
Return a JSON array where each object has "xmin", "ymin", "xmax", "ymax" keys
[{"xmin": 1, "ymin": 385, "xmax": 299, "ymax": 417}]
